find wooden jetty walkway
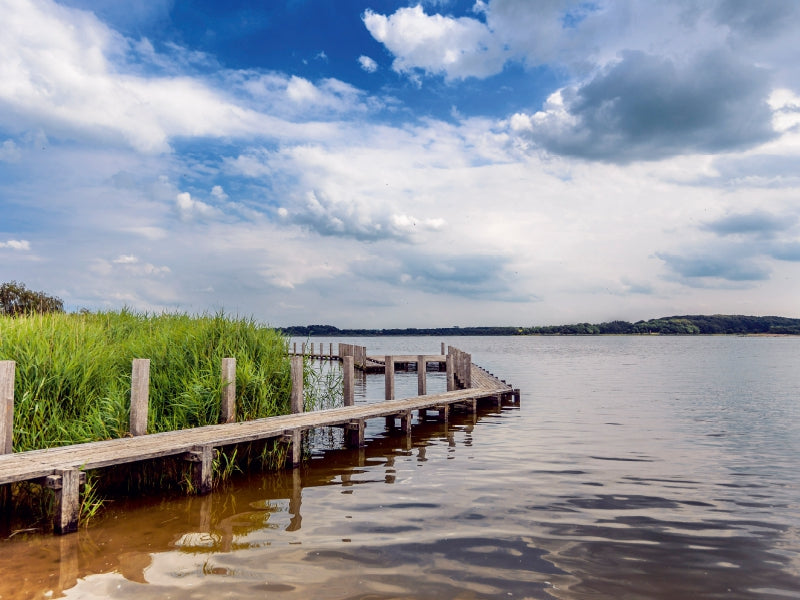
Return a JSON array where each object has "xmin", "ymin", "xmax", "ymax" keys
[{"xmin": 0, "ymin": 346, "xmax": 519, "ymax": 535}]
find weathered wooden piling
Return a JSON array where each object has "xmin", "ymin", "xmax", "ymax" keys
[
  {"xmin": 343, "ymin": 355, "xmax": 354, "ymax": 407},
  {"xmin": 417, "ymin": 355, "xmax": 427, "ymax": 396},
  {"xmin": 385, "ymin": 355, "xmax": 395, "ymax": 400},
  {"xmin": 220, "ymin": 357, "xmax": 236, "ymax": 424},
  {"xmin": 446, "ymin": 354, "xmax": 455, "ymax": 392},
  {"xmin": 289, "ymin": 356, "xmax": 304, "ymax": 467},
  {"xmin": 185, "ymin": 445, "xmax": 213, "ymax": 495},
  {"xmin": 130, "ymin": 359, "xmax": 150, "ymax": 436},
  {"xmin": 0, "ymin": 360, "xmax": 14, "ymax": 455},
  {"xmin": 51, "ymin": 469, "xmax": 81, "ymax": 535}
]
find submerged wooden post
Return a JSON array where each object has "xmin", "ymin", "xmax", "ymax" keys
[
  {"xmin": 330, "ymin": 343, "xmax": 334, "ymax": 359},
  {"xmin": 311, "ymin": 343, "xmax": 315, "ymax": 356},
  {"xmin": 385, "ymin": 356, "xmax": 395, "ymax": 400},
  {"xmin": 0, "ymin": 360, "xmax": 14, "ymax": 454},
  {"xmin": 185, "ymin": 445, "xmax": 213, "ymax": 495},
  {"xmin": 400, "ymin": 410, "xmax": 412, "ymax": 434},
  {"xmin": 343, "ymin": 355, "xmax": 354, "ymax": 407},
  {"xmin": 220, "ymin": 357, "xmax": 236, "ymax": 424},
  {"xmin": 130, "ymin": 359, "xmax": 150, "ymax": 436},
  {"xmin": 52, "ymin": 469, "xmax": 80, "ymax": 535},
  {"xmin": 345, "ymin": 419, "xmax": 365, "ymax": 448},
  {"xmin": 417, "ymin": 355, "xmax": 427, "ymax": 396}
]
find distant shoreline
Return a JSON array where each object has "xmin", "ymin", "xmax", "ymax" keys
[{"xmin": 280, "ymin": 315, "xmax": 800, "ymax": 337}]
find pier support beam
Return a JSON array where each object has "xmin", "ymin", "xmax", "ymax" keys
[
  {"xmin": 185, "ymin": 445, "xmax": 213, "ymax": 495},
  {"xmin": 399, "ymin": 410, "xmax": 411, "ymax": 434},
  {"xmin": 438, "ymin": 403, "xmax": 450, "ymax": 426},
  {"xmin": 130, "ymin": 359, "xmax": 150, "ymax": 436},
  {"xmin": 0, "ymin": 360, "xmax": 14, "ymax": 454},
  {"xmin": 345, "ymin": 419, "xmax": 365, "ymax": 448},
  {"xmin": 465, "ymin": 398, "xmax": 477, "ymax": 414},
  {"xmin": 50, "ymin": 469, "xmax": 81, "ymax": 535}
]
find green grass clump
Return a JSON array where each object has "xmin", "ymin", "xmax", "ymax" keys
[{"xmin": 0, "ymin": 310, "xmax": 294, "ymax": 451}]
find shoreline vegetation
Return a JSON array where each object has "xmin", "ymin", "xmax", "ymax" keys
[
  {"xmin": 0, "ymin": 309, "xmax": 341, "ymax": 531},
  {"xmin": 281, "ymin": 315, "xmax": 800, "ymax": 337}
]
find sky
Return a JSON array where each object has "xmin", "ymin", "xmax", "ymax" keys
[{"xmin": 1, "ymin": 0, "xmax": 800, "ymax": 328}]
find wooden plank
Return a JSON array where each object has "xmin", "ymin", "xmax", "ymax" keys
[
  {"xmin": 0, "ymin": 361, "xmax": 14, "ymax": 454},
  {"xmin": 130, "ymin": 359, "xmax": 150, "ymax": 436}
]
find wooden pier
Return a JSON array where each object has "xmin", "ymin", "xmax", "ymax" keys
[{"xmin": 0, "ymin": 346, "xmax": 519, "ymax": 535}]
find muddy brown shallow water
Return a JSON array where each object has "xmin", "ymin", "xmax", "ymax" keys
[{"xmin": 1, "ymin": 336, "xmax": 799, "ymax": 599}]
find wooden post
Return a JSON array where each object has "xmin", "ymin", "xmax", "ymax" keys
[
  {"xmin": 291, "ymin": 356, "xmax": 304, "ymax": 414},
  {"xmin": 311, "ymin": 343, "xmax": 314, "ymax": 356},
  {"xmin": 400, "ymin": 410, "xmax": 412, "ymax": 434},
  {"xmin": 130, "ymin": 359, "xmax": 150, "ymax": 436},
  {"xmin": 446, "ymin": 354, "xmax": 455, "ymax": 392},
  {"xmin": 417, "ymin": 355, "xmax": 427, "ymax": 396},
  {"xmin": 441, "ymin": 342, "xmax": 445, "ymax": 355},
  {"xmin": 293, "ymin": 342, "xmax": 297, "ymax": 355},
  {"xmin": 302, "ymin": 343, "xmax": 306, "ymax": 355},
  {"xmin": 220, "ymin": 357, "xmax": 236, "ymax": 424},
  {"xmin": 186, "ymin": 445, "xmax": 213, "ymax": 495},
  {"xmin": 343, "ymin": 355, "xmax": 354, "ymax": 407},
  {"xmin": 330, "ymin": 343, "xmax": 333, "ymax": 359},
  {"xmin": 0, "ymin": 361, "xmax": 14, "ymax": 454},
  {"xmin": 345, "ymin": 419, "xmax": 364, "ymax": 448},
  {"xmin": 439, "ymin": 403, "xmax": 450, "ymax": 425},
  {"xmin": 385, "ymin": 355, "xmax": 394, "ymax": 400},
  {"xmin": 53, "ymin": 469, "xmax": 80, "ymax": 535},
  {"xmin": 289, "ymin": 356, "xmax": 304, "ymax": 468}
]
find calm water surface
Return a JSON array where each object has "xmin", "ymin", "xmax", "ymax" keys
[{"xmin": 2, "ymin": 336, "xmax": 799, "ymax": 599}]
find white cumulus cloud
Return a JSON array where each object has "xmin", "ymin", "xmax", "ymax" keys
[
  {"xmin": 0, "ymin": 239, "xmax": 31, "ymax": 250},
  {"xmin": 362, "ymin": 5, "xmax": 507, "ymax": 80},
  {"xmin": 358, "ymin": 55, "xmax": 378, "ymax": 73}
]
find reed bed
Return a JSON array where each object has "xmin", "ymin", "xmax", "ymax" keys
[
  {"xmin": 0, "ymin": 310, "xmax": 297, "ymax": 451},
  {"xmin": 0, "ymin": 311, "xmax": 343, "ymax": 530}
]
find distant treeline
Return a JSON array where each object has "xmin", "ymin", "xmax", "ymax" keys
[{"xmin": 281, "ymin": 315, "xmax": 800, "ymax": 337}]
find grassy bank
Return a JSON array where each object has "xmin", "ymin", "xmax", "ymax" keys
[
  {"xmin": 0, "ymin": 310, "xmax": 298, "ymax": 452},
  {"xmin": 1, "ymin": 310, "xmax": 344, "ymax": 530}
]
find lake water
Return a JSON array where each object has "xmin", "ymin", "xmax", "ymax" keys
[{"xmin": 2, "ymin": 336, "xmax": 799, "ymax": 599}]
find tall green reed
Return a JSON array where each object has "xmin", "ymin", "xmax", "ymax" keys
[{"xmin": 0, "ymin": 310, "xmax": 293, "ymax": 451}]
